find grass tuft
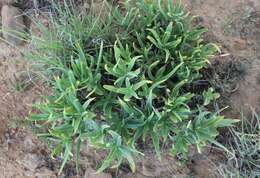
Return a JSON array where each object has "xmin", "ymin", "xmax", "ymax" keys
[{"xmin": 219, "ymin": 110, "xmax": 260, "ymax": 178}]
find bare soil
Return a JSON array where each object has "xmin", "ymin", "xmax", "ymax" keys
[
  {"xmin": 183, "ymin": 0, "xmax": 260, "ymax": 118},
  {"xmin": 0, "ymin": 0, "xmax": 259, "ymax": 177}
]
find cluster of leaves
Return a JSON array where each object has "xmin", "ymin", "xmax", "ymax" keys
[{"xmin": 28, "ymin": 0, "xmax": 237, "ymax": 174}]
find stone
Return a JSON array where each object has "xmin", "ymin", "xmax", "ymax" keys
[{"xmin": 1, "ymin": 5, "xmax": 26, "ymax": 45}]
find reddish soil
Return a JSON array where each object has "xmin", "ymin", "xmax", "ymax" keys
[
  {"xmin": 183, "ymin": 0, "xmax": 260, "ymax": 118},
  {"xmin": 0, "ymin": 0, "xmax": 259, "ymax": 177}
]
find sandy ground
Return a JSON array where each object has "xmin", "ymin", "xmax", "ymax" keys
[{"xmin": 0, "ymin": 0, "xmax": 259, "ymax": 177}]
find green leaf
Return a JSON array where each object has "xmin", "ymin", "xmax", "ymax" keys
[
  {"xmin": 119, "ymin": 147, "xmax": 136, "ymax": 172},
  {"xmin": 59, "ymin": 141, "xmax": 72, "ymax": 175},
  {"xmin": 151, "ymin": 131, "xmax": 161, "ymax": 160},
  {"xmin": 163, "ymin": 22, "xmax": 173, "ymax": 43},
  {"xmin": 203, "ymin": 88, "xmax": 220, "ymax": 106},
  {"xmin": 147, "ymin": 62, "xmax": 183, "ymax": 107},
  {"xmin": 95, "ymin": 40, "xmax": 104, "ymax": 74},
  {"xmin": 103, "ymin": 85, "xmax": 118, "ymax": 92},
  {"xmin": 76, "ymin": 137, "xmax": 82, "ymax": 173},
  {"xmin": 147, "ymin": 28, "xmax": 162, "ymax": 47},
  {"xmin": 51, "ymin": 143, "xmax": 63, "ymax": 158},
  {"xmin": 97, "ymin": 148, "xmax": 118, "ymax": 173},
  {"xmin": 133, "ymin": 80, "xmax": 151, "ymax": 90},
  {"xmin": 30, "ymin": 113, "xmax": 50, "ymax": 121},
  {"xmin": 83, "ymin": 98, "xmax": 96, "ymax": 110},
  {"xmin": 217, "ymin": 119, "xmax": 239, "ymax": 127},
  {"xmin": 118, "ymin": 98, "xmax": 132, "ymax": 114}
]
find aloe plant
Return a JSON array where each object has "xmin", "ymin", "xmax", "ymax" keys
[{"xmin": 28, "ymin": 0, "xmax": 237, "ymax": 174}]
